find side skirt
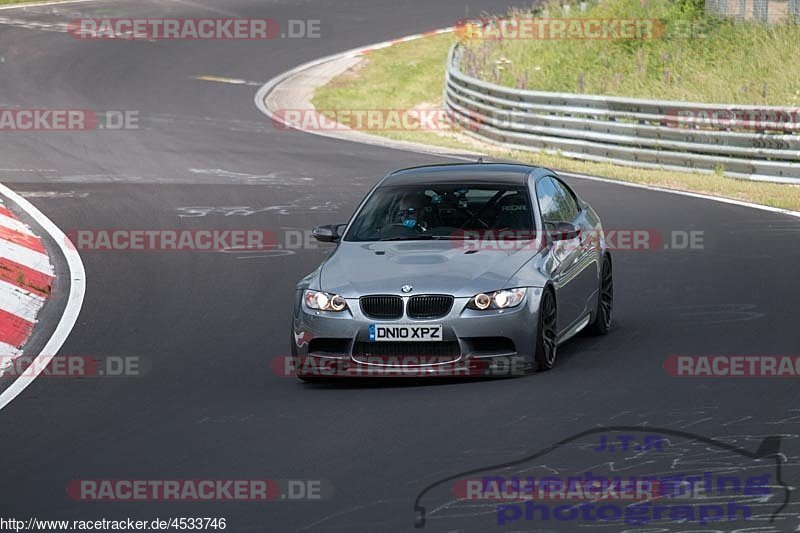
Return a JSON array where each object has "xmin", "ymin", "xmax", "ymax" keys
[{"xmin": 558, "ymin": 313, "xmax": 591, "ymax": 345}]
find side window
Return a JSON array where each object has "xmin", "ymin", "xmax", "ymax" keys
[
  {"xmin": 551, "ymin": 178, "xmax": 581, "ymax": 222},
  {"xmin": 535, "ymin": 177, "xmax": 561, "ymax": 224}
]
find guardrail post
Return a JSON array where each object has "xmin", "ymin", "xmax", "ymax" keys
[
  {"xmin": 753, "ymin": 0, "xmax": 769, "ymax": 21},
  {"xmin": 705, "ymin": 0, "xmax": 728, "ymax": 16},
  {"xmin": 790, "ymin": 0, "xmax": 800, "ymax": 21}
]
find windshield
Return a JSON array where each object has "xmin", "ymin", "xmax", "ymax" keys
[{"xmin": 344, "ymin": 183, "xmax": 535, "ymax": 242}]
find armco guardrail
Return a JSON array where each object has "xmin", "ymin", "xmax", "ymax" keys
[{"xmin": 445, "ymin": 45, "xmax": 800, "ymax": 184}]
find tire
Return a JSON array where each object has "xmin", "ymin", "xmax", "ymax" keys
[
  {"xmin": 534, "ymin": 288, "xmax": 558, "ymax": 371},
  {"xmin": 586, "ymin": 254, "xmax": 613, "ymax": 336}
]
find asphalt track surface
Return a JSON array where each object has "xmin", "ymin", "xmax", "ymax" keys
[{"xmin": 0, "ymin": 1, "xmax": 799, "ymax": 532}]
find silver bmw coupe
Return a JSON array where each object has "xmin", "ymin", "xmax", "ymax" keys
[{"xmin": 291, "ymin": 163, "xmax": 612, "ymax": 379}]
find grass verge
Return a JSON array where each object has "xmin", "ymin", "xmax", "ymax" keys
[
  {"xmin": 459, "ymin": 0, "xmax": 800, "ymax": 105},
  {"xmin": 312, "ymin": 33, "xmax": 800, "ymax": 212}
]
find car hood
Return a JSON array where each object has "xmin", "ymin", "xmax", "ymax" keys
[{"xmin": 319, "ymin": 241, "xmax": 539, "ymax": 298}]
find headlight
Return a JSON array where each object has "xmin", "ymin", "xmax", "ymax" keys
[
  {"xmin": 467, "ymin": 288, "xmax": 526, "ymax": 310},
  {"xmin": 304, "ymin": 290, "xmax": 348, "ymax": 312}
]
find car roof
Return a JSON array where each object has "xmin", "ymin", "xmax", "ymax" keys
[{"xmin": 381, "ymin": 163, "xmax": 550, "ymax": 186}]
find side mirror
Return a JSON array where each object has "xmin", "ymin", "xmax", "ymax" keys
[
  {"xmin": 312, "ymin": 224, "xmax": 344, "ymax": 243},
  {"xmin": 548, "ymin": 222, "xmax": 581, "ymax": 241}
]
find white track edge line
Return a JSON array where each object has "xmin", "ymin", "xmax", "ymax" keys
[
  {"xmin": 0, "ymin": 0, "xmax": 95, "ymax": 11},
  {"xmin": 254, "ymin": 30, "xmax": 800, "ymax": 221},
  {"xmin": 557, "ymin": 171, "xmax": 800, "ymax": 219},
  {"xmin": 0, "ymin": 183, "xmax": 86, "ymax": 411}
]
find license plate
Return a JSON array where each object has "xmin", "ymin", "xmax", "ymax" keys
[{"xmin": 368, "ymin": 324, "xmax": 443, "ymax": 342}]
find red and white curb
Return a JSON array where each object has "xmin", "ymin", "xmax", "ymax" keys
[
  {"xmin": 0, "ymin": 197, "xmax": 54, "ymax": 369},
  {"xmin": 0, "ymin": 184, "xmax": 85, "ymax": 411}
]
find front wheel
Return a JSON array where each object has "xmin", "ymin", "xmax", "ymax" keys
[
  {"xmin": 586, "ymin": 255, "xmax": 613, "ymax": 335},
  {"xmin": 534, "ymin": 288, "xmax": 558, "ymax": 371}
]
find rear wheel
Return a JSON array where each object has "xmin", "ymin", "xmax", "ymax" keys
[
  {"xmin": 587, "ymin": 255, "xmax": 613, "ymax": 335},
  {"xmin": 534, "ymin": 288, "xmax": 558, "ymax": 371}
]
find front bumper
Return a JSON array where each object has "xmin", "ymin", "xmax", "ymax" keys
[{"xmin": 290, "ymin": 288, "xmax": 545, "ymax": 378}]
